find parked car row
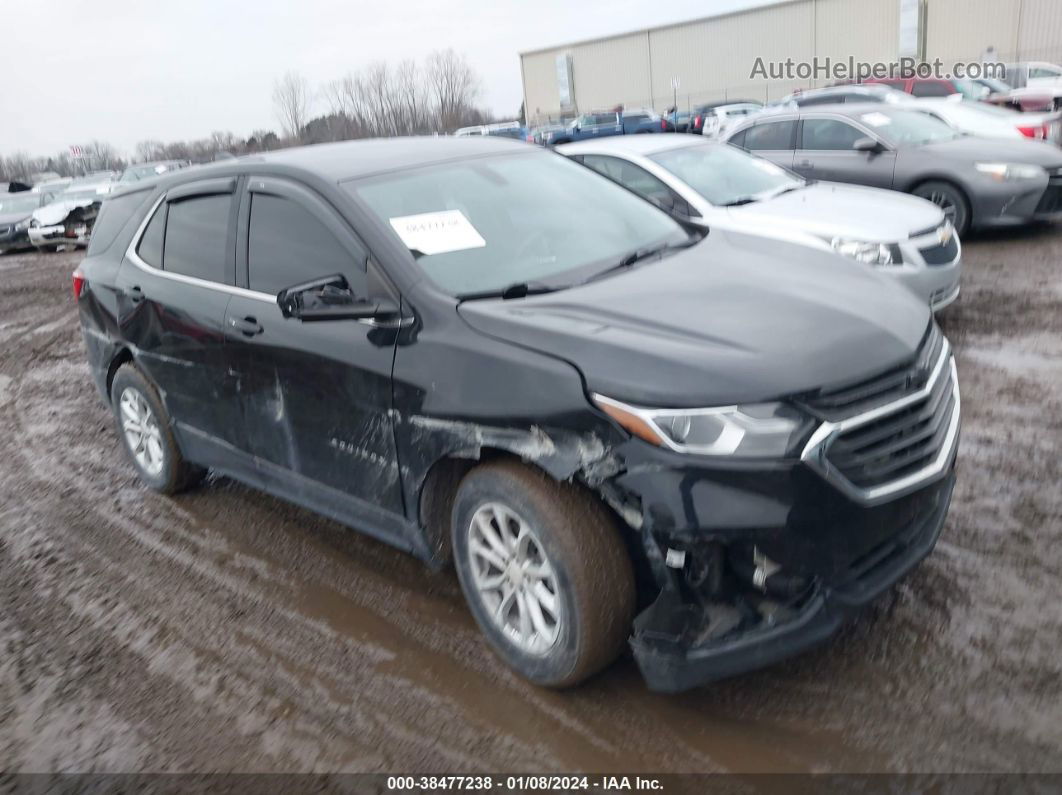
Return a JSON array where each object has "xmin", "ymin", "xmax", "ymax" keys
[
  {"xmin": 0, "ymin": 160, "xmax": 191, "ymax": 255},
  {"xmin": 76, "ymin": 134, "xmax": 963, "ymax": 693}
]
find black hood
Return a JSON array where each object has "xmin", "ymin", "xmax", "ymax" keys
[{"xmin": 458, "ymin": 229, "xmax": 930, "ymax": 407}]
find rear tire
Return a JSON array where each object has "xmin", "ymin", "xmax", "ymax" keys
[
  {"xmin": 110, "ymin": 364, "xmax": 205, "ymax": 494},
  {"xmin": 912, "ymin": 180, "xmax": 971, "ymax": 236},
  {"xmin": 452, "ymin": 459, "xmax": 635, "ymax": 688}
]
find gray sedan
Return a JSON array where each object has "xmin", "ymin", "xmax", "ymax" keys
[
  {"xmin": 559, "ymin": 135, "xmax": 961, "ymax": 311},
  {"xmin": 724, "ymin": 103, "xmax": 1062, "ymax": 235}
]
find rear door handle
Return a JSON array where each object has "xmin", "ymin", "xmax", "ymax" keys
[
  {"xmin": 127, "ymin": 285, "xmax": 144, "ymax": 303},
  {"xmin": 798, "ymin": 159, "xmax": 814, "ymax": 168},
  {"xmin": 228, "ymin": 316, "xmax": 263, "ymax": 337}
]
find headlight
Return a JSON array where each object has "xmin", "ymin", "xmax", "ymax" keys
[
  {"xmin": 975, "ymin": 162, "xmax": 1045, "ymax": 181},
  {"xmin": 592, "ymin": 395, "xmax": 810, "ymax": 457},
  {"xmin": 14, "ymin": 218, "xmax": 32, "ymax": 231},
  {"xmin": 830, "ymin": 238, "xmax": 903, "ymax": 266}
]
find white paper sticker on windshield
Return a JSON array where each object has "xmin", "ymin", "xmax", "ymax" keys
[
  {"xmin": 389, "ymin": 210, "xmax": 486, "ymax": 255},
  {"xmin": 861, "ymin": 112, "xmax": 892, "ymax": 128}
]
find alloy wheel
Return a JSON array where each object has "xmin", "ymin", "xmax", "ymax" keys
[
  {"xmin": 467, "ymin": 501, "xmax": 562, "ymax": 656},
  {"xmin": 119, "ymin": 387, "xmax": 165, "ymax": 477}
]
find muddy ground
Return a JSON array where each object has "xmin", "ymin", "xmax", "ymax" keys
[{"xmin": 0, "ymin": 231, "xmax": 1059, "ymax": 775}]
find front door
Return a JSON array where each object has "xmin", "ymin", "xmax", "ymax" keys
[
  {"xmin": 223, "ymin": 177, "xmax": 405, "ymax": 520},
  {"xmin": 794, "ymin": 117, "xmax": 897, "ymax": 188}
]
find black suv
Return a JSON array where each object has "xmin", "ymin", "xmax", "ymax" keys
[{"xmin": 75, "ymin": 137, "xmax": 960, "ymax": 692}]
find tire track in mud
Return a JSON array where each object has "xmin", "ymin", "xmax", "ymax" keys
[{"xmin": 1, "ymin": 247, "xmax": 1060, "ymax": 772}]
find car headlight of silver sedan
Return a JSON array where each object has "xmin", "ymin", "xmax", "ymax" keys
[
  {"xmin": 975, "ymin": 162, "xmax": 1045, "ymax": 181},
  {"xmin": 593, "ymin": 395, "xmax": 810, "ymax": 457},
  {"xmin": 830, "ymin": 238, "xmax": 904, "ymax": 266}
]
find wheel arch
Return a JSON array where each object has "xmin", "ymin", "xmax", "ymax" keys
[
  {"xmin": 106, "ymin": 346, "xmax": 136, "ymax": 400},
  {"xmin": 903, "ymin": 175, "xmax": 975, "ymax": 229}
]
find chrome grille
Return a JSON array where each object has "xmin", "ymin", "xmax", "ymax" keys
[{"xmin": 800, "ymin": 328, "xmax": 960, "ymax": 504}]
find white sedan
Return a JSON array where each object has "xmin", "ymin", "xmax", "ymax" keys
[{"xmin": 558, "ymin": 134, "xmax": 962, "ymax": 311}]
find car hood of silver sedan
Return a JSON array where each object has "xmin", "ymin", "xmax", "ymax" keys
[{"xmin": 725, "ymin": 181, "xmax": 944, "ymax": 242}]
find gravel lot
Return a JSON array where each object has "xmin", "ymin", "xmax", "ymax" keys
[{"xmin": 0, "ymin": 230, "xmax": 1059, "ymax": 774}]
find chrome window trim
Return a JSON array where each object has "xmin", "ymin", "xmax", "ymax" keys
[
  {"xmin": 801, "ymin": 342, "xmax": 960, "ymax": 505},
  {"xmin": 124, "ymin": 194, "xmax": 274, "ymax": 304},
  {"xmin": 124, "ymin": 194, "xmax": 413, "ymax": 327}
]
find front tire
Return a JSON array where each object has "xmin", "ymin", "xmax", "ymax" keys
[
  {"xmin": 912, "ymin": 180, "xmax": 971, "ymax": 236},
  {"xmin": 452, "ymin": 460, "xmax": 635, "ymax": 688},
  {"xmin": 110, "ymin": 364, "xmax": 204, "ymax": 494}
]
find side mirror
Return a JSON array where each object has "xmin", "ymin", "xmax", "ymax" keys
[
  {"xmin": 277, "ymin": 273, "xmax": 399, "ymax": 322},
  {"xmin": 853, "ymin": 137, "xmax": 885, "ymax": 154}
]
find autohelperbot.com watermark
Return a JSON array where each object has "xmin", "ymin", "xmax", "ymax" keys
[{"xmin": 750, "ymin": 56, "xmax": 1007, "ymax": 82}]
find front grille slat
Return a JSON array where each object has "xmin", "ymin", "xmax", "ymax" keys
[
  {"xmin": 835, "ymin": 392, "xmax": 956, "ymax": 486},
  {"xmin": 801, "ymin": 324, "xmax": 958, "ymax": 495},
  {"xmin": 1035, "ymin": 182, "xmax": 1062, "ymax": 214},
  {"xmin": 919, "ymin": 235, "xmax": 959, "ymax": 266}
]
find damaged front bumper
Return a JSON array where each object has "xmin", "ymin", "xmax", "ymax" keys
[
  {"xmin": 628, "ymin": 471, "xmax": 954, "ymax": 693},
  {"xmin": 29, "ymin": 223, "xmax": 90, "ymax": 249}
]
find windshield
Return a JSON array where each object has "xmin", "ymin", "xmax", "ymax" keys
[
  {"xmin": 979, "ymin": 77, "xmax": 1013, "ymax": 93},
  {"xmin": 120, "ymin": 163, "xmax": 177, "ymax": 182},
  {"xmin": 650, "ymin": 143, "xmax": 802, "ymax": 206},
  {"xmin": 954, "ymin": 79, "xmax": 989, "ymax": 100},
  {"xmin": 348, "ymin": 151, "xmax": 687, "ymax": 296},
  {"xmin": 0, "ymin": 195, "xmax": 40, "ymax": 214},
  {"xmin": 857, "ymin": 109, "xmax": 960, "ymax": 145}
]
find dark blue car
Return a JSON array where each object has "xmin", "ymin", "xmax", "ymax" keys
[{"xmin": 544, "ymin": 109, "xmax": 664, "ymax": 145}]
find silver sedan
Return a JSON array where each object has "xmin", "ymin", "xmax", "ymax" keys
[{"xmin": 558, "ymin": 134, "xmax": 961, "ymax": 311}]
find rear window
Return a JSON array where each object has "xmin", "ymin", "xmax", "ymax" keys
[
  {"xmin": 162, "ymin": 195, "xmax": 231, "ymax": 283},
  {"xmin": 86, "ymin": 189, "xmax": 150, "ymax": 256},
  {"xmin": 911, "ymin": 81, "xmax": 956, "ymax": 97}
]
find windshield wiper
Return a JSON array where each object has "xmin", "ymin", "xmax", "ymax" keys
[
  {"xmin": 721, "ymin": 196, "xmax": 759, "ymax": 207},
  {"xmin": 580, "ymin": 238, "xmax": 700, "ymax": 286},
  {"xmin": 458, "ymin": 281, "xmax": 560, "ymax": 301}
]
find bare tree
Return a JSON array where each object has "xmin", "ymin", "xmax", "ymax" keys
[
  {"xmin": 273, "ymin": 71, "xmax": 311, "ymax": 141},
  {"xmin": 425, "ymin": 49, "xmax": 481, "ymax": 132}
]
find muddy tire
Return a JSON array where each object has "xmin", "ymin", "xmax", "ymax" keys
[
  {"xmin": 110, "ymin": 364, "xmax": 204, "ymax": 494},
  {"xmin": 452, "ymin": 459, "xmax": 635, "ymax": 688}
]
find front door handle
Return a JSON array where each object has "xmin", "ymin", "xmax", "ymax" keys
[
  {"xmin": 228, "ymin": 316, "xmax": 263, "ymax": 337},
  {"xmin": 127, "ymin": 285, "xmax": 144, "ymax": 303}
]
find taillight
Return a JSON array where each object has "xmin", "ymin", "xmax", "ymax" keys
[
  {"xmin": 72, "ymin": 269, "xmax": 86, "ymax": 299},
  {"xmin": 693, "ymin": 115, "xmax": 702, "ymax": 129},
  {"xmin": 661, "ymin": 119, "xmax": 667, "ymax": 131},
  {"xmin": 1018, "ymin": 124, "xmax": 1044, "ymax": 139}
]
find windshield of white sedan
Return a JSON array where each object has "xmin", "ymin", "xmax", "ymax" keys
[
  {"xmin": 650, "ymin": 144, "xmax": 802, "ymax": 206},
  {"xmin": 859, "ymin": 110, "xmax": 961, "ymax": 145},
  {"xmin": 349, "ymin": 152, "xmax": 688, "ymax": 296}
]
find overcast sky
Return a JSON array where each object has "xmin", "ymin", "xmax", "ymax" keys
[{"xmin": 3, "ymin": 0, "xmax": 776, "ymax": 158}]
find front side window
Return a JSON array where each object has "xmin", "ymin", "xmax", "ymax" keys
[
  {"xmin": 800, "ymin": 118, "xmax": 867, "ymax": 150},
  {"xmin": 580, "ymin": 155, "xmax": 684, "ymax": 210},
  {"xmin": 162, "ymin": 194, "xmax": 231, "ymax": 283},
  {"xmin": 248, "ymin": 193, "xmax": 360, "ymax": 295},
  {"xmin": 650, "ymin": 143, "xmax": 802, "ymax": 206},
  {"xmin": 347, "ymin": 151, "xmax": 687, "ymax": 297},
  {"xmin": 742, "ymin": 121, "xmax": 796, "ymax": 150}
]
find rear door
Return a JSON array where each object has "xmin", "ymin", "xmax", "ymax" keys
[
  {"xmin": 794, "ymin": 116, "xmax": 896, "ymax": 187},
  {"xmin": 116, "ymin": 177, "xmax": 243, "ymax": 454},
  {"xmin": 224, "ymin": 176, "xmax": 406, "ymax": 518}
]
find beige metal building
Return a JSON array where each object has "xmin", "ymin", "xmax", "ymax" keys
[{"xmin": 520, "ymin": 0, "xmax": 1062, "ymax": 124}]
